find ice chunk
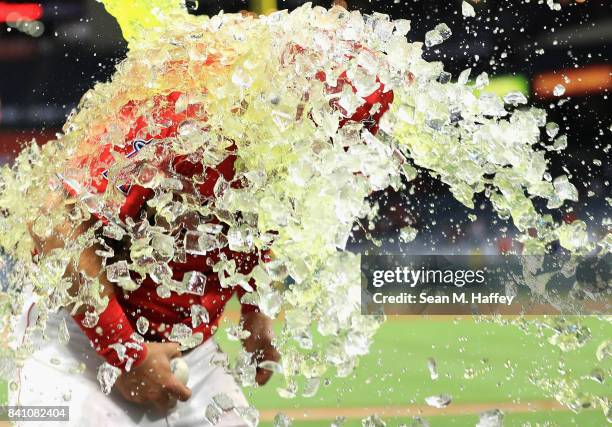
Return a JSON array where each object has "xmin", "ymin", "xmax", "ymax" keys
[
  {"xmin": 302, "ymin": 377, "xmax": 321, "ymax": 397},
  {"xmin": 556, "ymin": 220, "xmax": 589, "ymax": 252},
  {"xmin": 394, "ymin": 19, "xmax": 411, "ymax": 36},
  {"xmin": 362, "ymin": 414, "xmax": 386, "ymax": 427},
  {"xmin": 276, "ymin": 380, "xmax": 297, "ymax": 399},
  {"xmin": 476, "ymin": 409, "xmax": 504, "ymax": 427},
  {"xmin": 169, "ymin": 323, "xmax": 193, "ymax": 343},
  {"xmin": 58, "ymin": 318, "xmax": 70, "ymax": 345},
  {"xmin": 106, "ymin": 261, "xmax": 130, "ymax": 283},
  {"xmin": 258, "ymin": 360, "xmax": 283, "ymax": 374},
  {"xmin": 547, "ymin": 0, "xmax": 562, "ymax": 11},
  {"xmin": 136, "ymin": 316, "xmax": 149, "ymax": 335},
  {"xmin": 551, "ymin": 134, "xmax": 567, "ymax": 151},
  {"xmin": 204, "ymin": 403, "xmax": 222, "ymax": 425},
  {"xmin": 232, "ymin": 66, "xmax": 253, "ymax": 89},
  {"xmin": 503, "ymin": 91, "xmax": 527, "ymax": 106},
  {"xmin": 545, "ymin": 122, "xmax": 559, "ymax": 139},
  {"xmin": 273, "ymin": 413, "xmax": 292, "ymax": 427},
  {"xmin": 553, "ymin": 84, "xmax": 566, "ymax": 96},
  {"xmin": 190, "ymin": 304, "xmax": 210, "ymax": 327},
  {"xmin": 425, "ymin": 394, "xmax": 452, "ymax": 408},
  {"xmin": 458, "ymin": 68, "xmax": 471, "ymax": 85},
  {"xmin": 399, "ymin": 226, "xmax": 418, "ymax": 243},
  {"xmin": 264, "ymin": 260, "xmax": 289, "ymax": 281},
  {"xmin": 227, "ymin": 325, "xmax": 251, "ymax": 341},
  {"xmin": 337, "ymin": 85, "xmax": 365, "ymax": 117},
  {"xmin": 109, "ymin": 343, "xmax": 127, "ymax": 362},
  {"xmin": 427, "ymin": 357, "xmax": 438, "ymax": 380},
  {"xmin": 552, "ymin": 175, "xmax": 579, "ymax": 203},
  {"xmin": 475, "ymin": 72, "xmax": 489, "ymax": 89},
  {"xmin": 411, "ymin": 417, "xmax": 430, "ymax": 427},
  {"xmin": 425, "ymin": 23, "xmax": 452, "ymax": 47},
  {"xmin": 462, "ymin": 1, "xmax": 476, "ymax": 17},
  {"xmin": 256, "ymin": 284, "xmax": 282, "ymax": 318},
  {"xmin": 596, "ymin": 340, "xmax": 611, "ymax": 361},
  {"xmin": 212, "ymin": 393, "xmax": 235, "ymax": 411},
  {"xmin": 235, "ymin": 406, "xmax": 259, "ymax": 427},
  {"xmin": 183, "ymin": 271, "xmax": 207, "ymax": 295},
  {"xmin": 478, "ymin": 93, "xmax": 507, "ymax": 116},
  {"xmin": 102, "ymin": 223, "xmax": 125, "ymax": 240},
  {"xmin": 97, "ymin": 363, "xmax": 121, "ymax": 395}
]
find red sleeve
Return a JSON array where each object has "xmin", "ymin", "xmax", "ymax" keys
[{"xmin": 72, "ymin": 295, "xmax": 148, "ymax": 371}]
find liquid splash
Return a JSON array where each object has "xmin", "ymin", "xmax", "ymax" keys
[{"xmin": 0, "ymin": 1, "xmax": 609, "ymax": 423}]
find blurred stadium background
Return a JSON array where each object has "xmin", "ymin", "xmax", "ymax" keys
[{"xmin": 0, "ymin": 0, "xmax": 610, "ymax": 425}]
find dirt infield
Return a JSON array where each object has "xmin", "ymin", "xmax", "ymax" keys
[
  {"xmin": 0, "ymin": 400, "xmax": 571, "ymax": 426},
  {"xmin": 258, "ymin": 400, "xmax": 567, "ymax": 422}
]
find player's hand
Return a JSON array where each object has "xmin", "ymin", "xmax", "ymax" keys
[
  {"xmin": 114, "ymin": 342, "xmax": 192, "ymax": 412},
  {"xmin": 241, "ymin": 310, "xmax": 281, "ymax": 386},
  {"xmin": 253, "ymin": 339, "xmax": 281, "ymax": 386}
]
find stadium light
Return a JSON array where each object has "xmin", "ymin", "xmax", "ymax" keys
[
  {"xmin": 533, "ymin": 64, "xmax": 612, "ymax": 99},
  {"xmin": 0, "ymin": 2, "xmax": 43, "ymax": 22}
]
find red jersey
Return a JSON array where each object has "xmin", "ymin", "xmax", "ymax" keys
[{"xmin": 62, "ymin": 64, "xmax": 393, "ymax": 346}]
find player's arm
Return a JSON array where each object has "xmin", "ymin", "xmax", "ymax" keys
[
  {"xmin": 29, "ymin": 193, "xmax": 191, "ymax": 410},
  {"xmin": 241, "ymin": 307, "xmax": 281, "ymax": 386},
  {"xmin": 72, "ymin": 242, "xmax": 192, "ymax": 411}
]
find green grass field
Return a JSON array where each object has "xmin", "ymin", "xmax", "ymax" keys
[
  {"xmin": 217, "ymin": 314, "xmax": 611, "ymax": 426},
  {"xmin": 2, "ymin": 313, "xmax": 608, "ymax": 426}
]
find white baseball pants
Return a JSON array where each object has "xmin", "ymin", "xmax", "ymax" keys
[{"xmin": 11, "ymin": 306, "xmax": 253, "ymax": 427}]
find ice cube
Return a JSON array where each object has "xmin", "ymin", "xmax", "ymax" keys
[
  {"xmin": 97, "ymin": 363, "xmax": 121, "ymax": 395},
  {"xmin": 302, "ymin": 377, "xmax": 320, "ymax": 397},
  {"xmin": 545, "ymin": 122, "xmax": 559, "ymax": 139},
  {"xmin": 235, "ymin": 406, "xmax": 259, "ymax": 427},
  {"xmin": 136, "ymin": 316, "xmax": 149, "ymax": 335},
  {"xmin": 596, "ymin": 340, "xmax": 611, "ymax": 361},
  {"xmin": 547, "ymin": 0, "xmax": 562, "ymax": 11},
  {"xmin": 102, "ymin": 223, "xmax": 125, "ymax": 240},
  {"xmin": 204, "ymin": 403, "xmax": 222, "ymax": 425},
  {"xmin": 183, "ymin": 271, "xmax": 207, "ymax": 295},
  {"xmin": 58, "ymin": 318, "xmax": 70, "ymax": 345},
  {"xmin": 462, "ymin": 1, "xmax": 476, "ymax": 17},
  {"xmin": 258, "ymin": 360, "xmax": 283, "ymax": 374},
  {"xmin": 106, "ymin": 261, "xmax": 130, "ymax": 283},
  {"xmin": 169, "ymin": 323, "xmax": 193, "ymax": 343},
  {"xmin": 552, "ymin": 135, "xmax": 567, "ymax": 151},
  {"xmin": 476, "ymin": 409, "xmax": 504, "ymax": 427},
  {"xmin": 556, "ymin": 220, "xmax": 589, "ymax": 252},
  {"xmin": 232, "ymin": 66, "xmax": 253, "ymax": 89},
  {"xmin": 457, "ymin": 68, "xmax": 471, "ymax": 85},
  {"xmin": 399, "ymin": 226, "xmax": 418, "ymax": 243},
  {"xmin": 273, "ymin": 413, "xmax": 292, "ymax": 427},
  {"xmin": 503, "ymin": 91, "xmax": 527, "ymax": 105},
  {"xmin": 108, "ymin": 343, "xmax": 127, "ymax": 362},
  {"xmin": 190, "ymin": 304, "xmax": 210, "ymax": 327},
  {"xmin": 425, "ymin": 394, "xmax": 452, "ymax": 408},
  {"xmin": 394, "ymin": 19, "xmax": 411, "ymax": 36},
  {"xmin": 227, "ymin": 325, "xmax": 251, "ymax": 341},
  {"xmin": 362, "ymin": 414, "xmax": 386, "ymax": 427},
  {"xmin": 427, "ymin": 357, "xmax": 438, "ymax": 380},
  {"xmin": 212, "ymin": 393, "xmax": 235, "ymax": 411},
  {"xmin": 552, "ymin": 175, "xmax": 579, "ymax": 203},
  {"xmin": 553, "ymin": 84, "xmax": 566, "ymax": 96},
  {"xmin": 425, "ymin": 23, "xmax": 452, "ymax": 48},
  {"xmin": 475, "ymin": 72, "xmax": 489, "ymax": 89}
]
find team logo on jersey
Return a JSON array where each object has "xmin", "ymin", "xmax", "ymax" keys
[{"xmin": 101, "ymin": 138, "xmax": 154, "ymax": 195}]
